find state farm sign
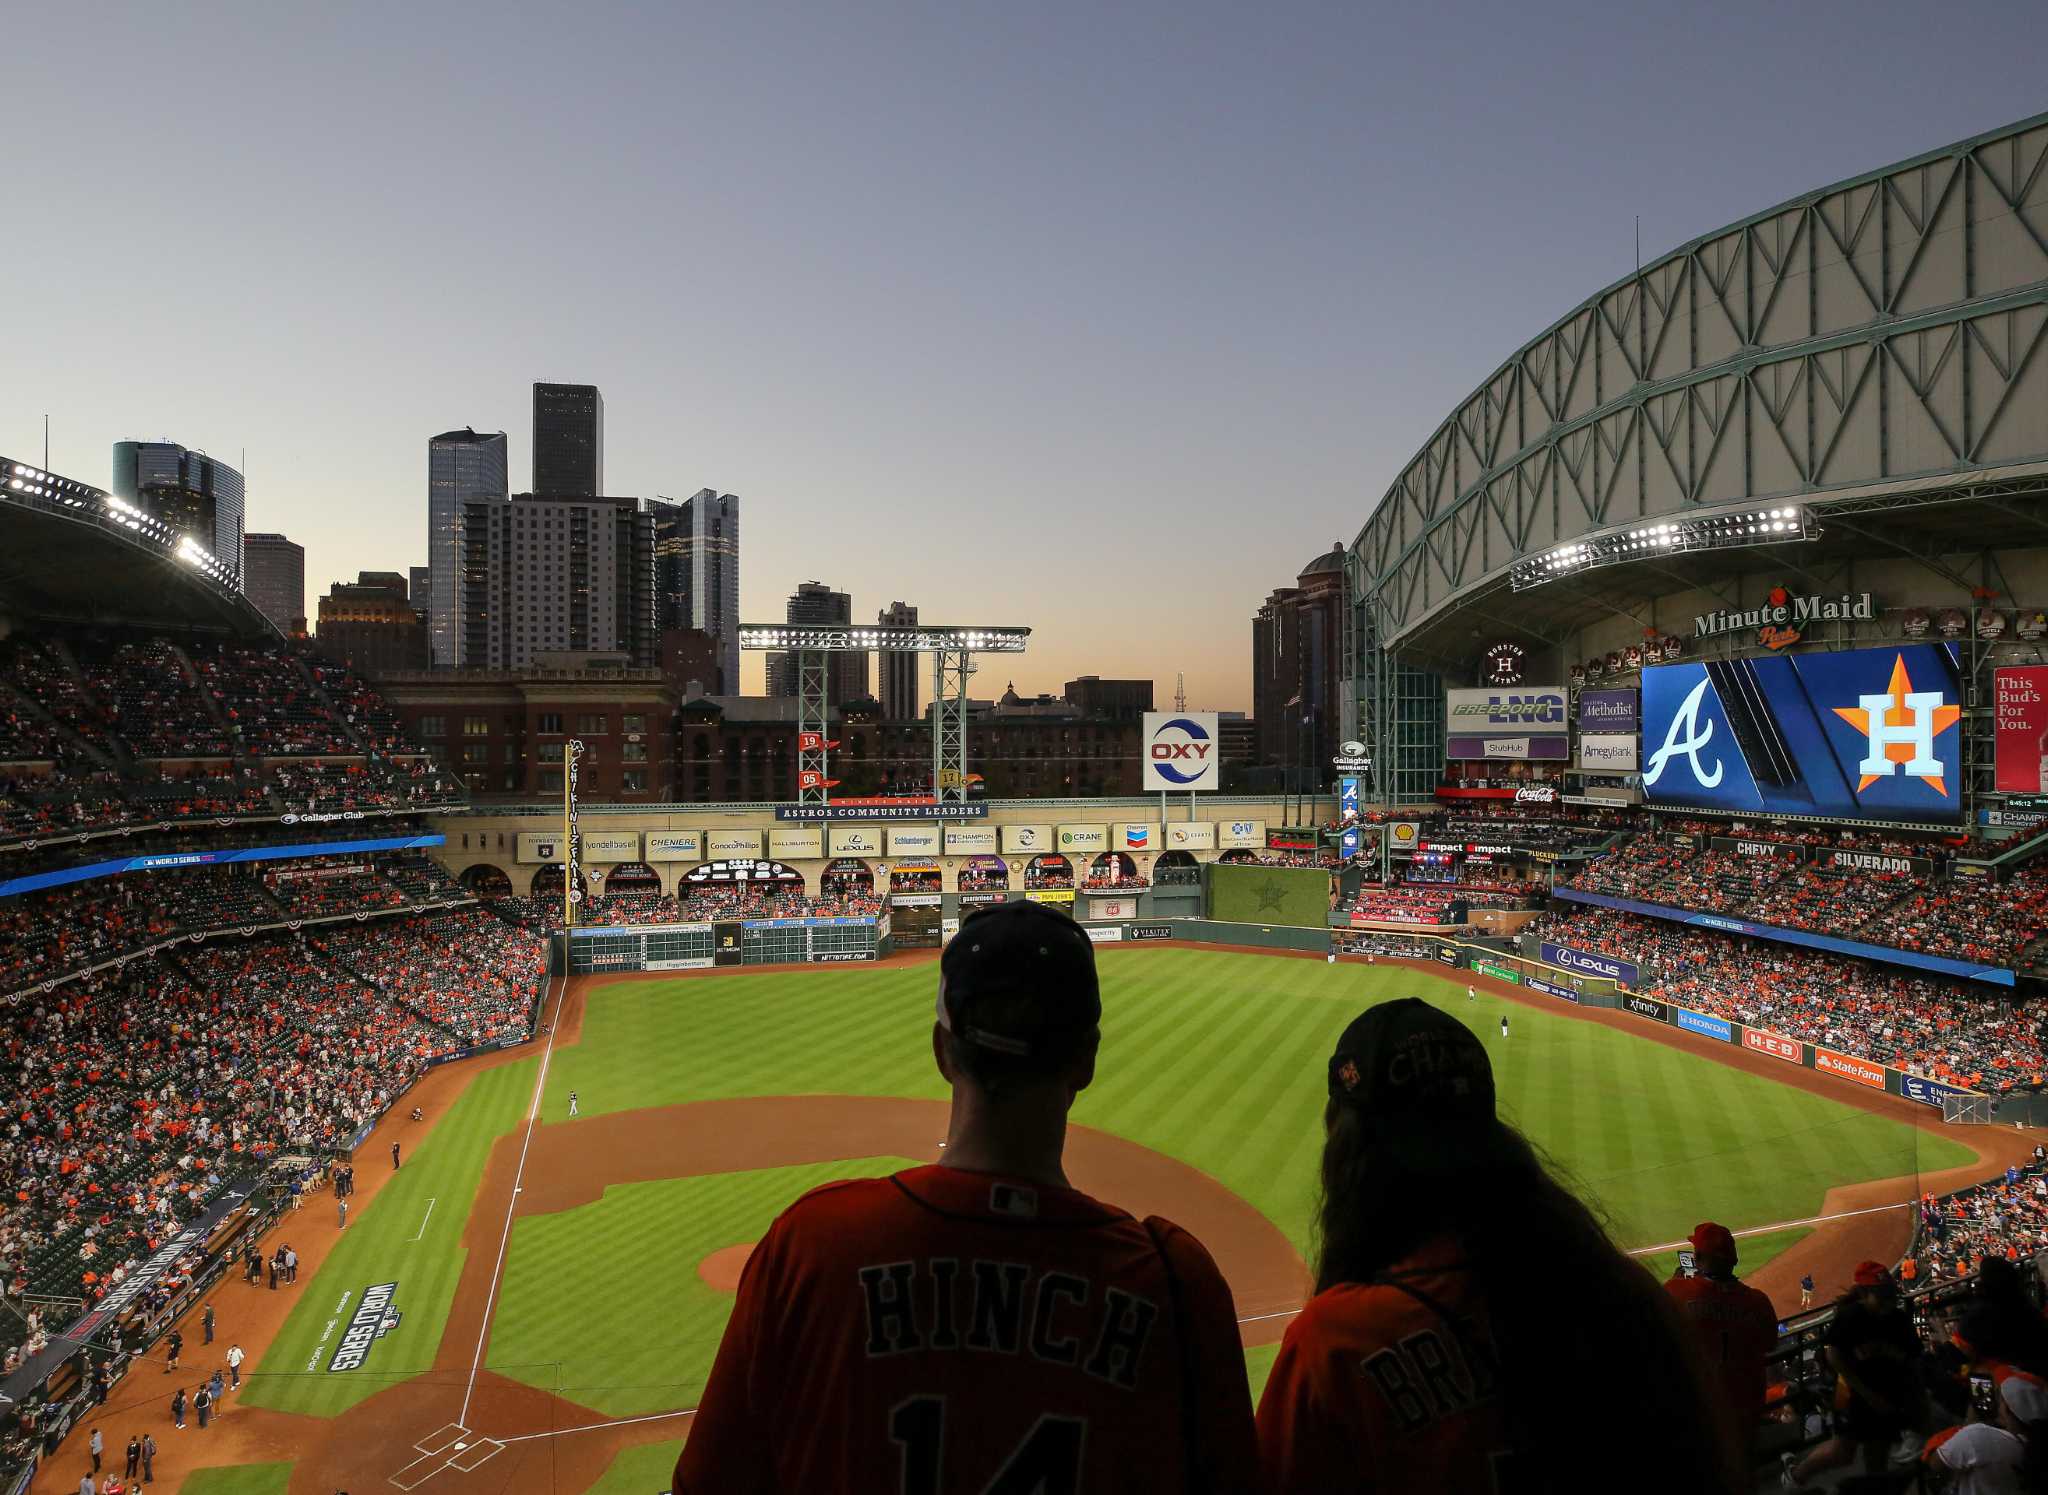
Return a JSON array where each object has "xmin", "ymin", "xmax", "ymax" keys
[
  {"xmin": 1813, "ymin": 1047, "xmax": 1885, "ymax": 1089},
  {"xmin": 1742, "ymin": 1028, "xmax": 1802, "ymax": 1065}
]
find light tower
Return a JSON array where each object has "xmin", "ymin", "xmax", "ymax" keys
[{"xmin": 739, "ymin": 624, "xmax": 1031, "ymax": 807}]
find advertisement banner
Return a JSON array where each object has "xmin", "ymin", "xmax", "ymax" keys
[
  {"xmin": 956, "ymin": 892, "xmax": 1007, "ymax": 907},
  {"xmin": 704, "ymin": 829, "xmax": 764, "ymax": 859},
  {"xmin": 775, "ymin": 803, "xmax": 988, "ymax": 821},
  {"xmin": 1388, "ymin": 821, "xmax": 1421, "ymax": 853},
  {"xmin": 890, "ymin": 893, "xmax": 942, "ymax": 908},
  {"xmin": 1217, "ymin": 819, "xmax": 1265, "ymax": 850},
  {"xmin": 1994, "ymin": 666, "xmax": 2048, "ymax": 792},
  {"xmin": 1526, "ymin": 975, "xmax": 1579, "ymax": 1003},
  {"xmin": 1576, "ymin": 735, "xmax": 1639, "ymax": 772},
  {"xmin": 1623, "ymin": 993, "xmax": 1671, "ymax": 1024},
  {"xmin": 767, "ymin": 826, "xmax": 824, "ymax": 860},
  {"xmin": 1711, "ymin": 836, "xmax": 1804, "ymax": 860},
  {"xmin": 1641, "ymin": 645, "xmax": 1965, "ymax": 824},
  {"xmin": 1024, "ymin": 888, "xmax": 1075, "ymax": 905},
  {"xmin": 580, "ymin": 831, "xmax": 641, "ymax": 862},
  {"xmin": 1083, "ymin": 925, "xmax": 1125, "ymax": 944},
  {"xmin": 1814, "ymin": 1048, "xmax": 1887, "ymax": 1088},
  {"xmin": 1088, "ymin": 896, "xmax": 1138, "ymax": 921},
  {"xmin": 1001, "ymin": 824, "xmax": 1054, "ymax": 855},
  {"xmin": 1742, "ymin": 1028, "xmax": 1803, "ymax": 1064},
  {"xmin": 517, "ymin": 832, "xmax": 565, "ymax": 863},
  {"xmin": 1116, "ymin": 823, "xmax": 1159, "ymax": 853},
  {"xmin": 886, "ymin": 825, "xmax": 942, "ymax": 857},
  {"xmin": 1471, "ymin": 959, "xmax": 1521, "ymax": 984},
  {"xmin": 643, "ymin": 831, "xmax": 703, "ymax": 862},
  {"xmin": 1164, "ymin": 821, "xmax": 1215, "ymax": 851},
  {"xmin": 1339, "ymin": 778, "xmax": 1360, "ymax": 816},
  {"xmin": 943, "ymin": 824, "xmax": 1000, "ymax": 855},
  {"xmin": 941, "ymin": 916, "xmax": 960, "ymax": 943},
  {"xmin": 1142, "ymin": 712, "xmax": 1220, "ymax": 792},
  {"xmin": 1578, "ymin": 688, "xmax": 1640, "ymax": 735},
  {"xmin": 1899, "ymin": 1073, "xmax": 1978, "ymax": 1109},
  {"xmin": 1057, "ymin": 825, "xmax": 1108, "ymax": 854},
  {"xmin": 1540, "ymin": 942, "xmax": 1639, "ymax": 986},
  {"xmin": 827, "ymin": 826, "xmax": 884, "ymax": 856},
  {"xmin": 1130, "ymin": 924, "xmax": 1173, "ymax": 940},
  {"xmin": 1447, "ymin": 735, "xmax": 1571, "ymax": 761},
  {"xmin": 1676, "ymin": 1008, "xmax": 1734, "ymax": 1043},
  {"xmin": 1446, "ymin": 686, "xmax": 1569, "ymax": 737},
  {"xmin": 1436, "ymin": 945, "xmax": 1461, "ymax": 967},
  {"xmin": 1812, "ymin": 847, "xmax": 1933, "ymax": 877}
]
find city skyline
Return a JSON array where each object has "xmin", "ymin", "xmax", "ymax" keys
[{"xmin": 6, "ymin": 4, "xmax": 2046, "ymax": 710}]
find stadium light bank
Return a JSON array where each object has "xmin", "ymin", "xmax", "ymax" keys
[{"xmin": 1510, "ymin": 503, "xmax": 1818, "ymax": 591}]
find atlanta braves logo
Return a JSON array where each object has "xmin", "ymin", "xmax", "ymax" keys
[{"xmin": 1643, "ymin": 678, "xmax": 1723, "ymax": 789}]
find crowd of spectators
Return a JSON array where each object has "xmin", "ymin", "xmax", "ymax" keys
[
  {"xmin": 1529, "ymin": 906, "xmax": 2048, "ymax": 1090},
  {"xmin": 1911, "ymin": 1169, "xmax": 2048, "ymax": 1284},
  {"xmin": 1344, "ymin": 886, "xmax": 1465, "ymax": 925},
  {"xmin": 0, "ymin": 908, "xmax": 542, "ymax": 1315},
  {"xmin": 190, "ymin": 644, "xmax": 356, "ymax": 755}
]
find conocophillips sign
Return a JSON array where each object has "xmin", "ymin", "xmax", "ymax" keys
[
  {"xmin": 1540, "ymin": 942, "xmax": 1638, "ymax": 986},
  {"xmin": 1142, "ymin": 712, "xmax": 1219, "ymax": 792}
]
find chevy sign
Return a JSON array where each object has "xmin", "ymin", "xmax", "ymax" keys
[{"xmin": 1540, "ymin": 942, "xmax": 1639, "ymax": 986}]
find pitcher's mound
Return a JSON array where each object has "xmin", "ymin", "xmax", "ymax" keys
[{"xmin": 699, "ymin": 1242, "xmax": 755, "ymax": 1292}]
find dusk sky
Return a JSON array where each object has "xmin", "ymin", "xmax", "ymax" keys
[{"xmin": 6, "ymin": 2, "xmax": 2044, "ymax": 710}]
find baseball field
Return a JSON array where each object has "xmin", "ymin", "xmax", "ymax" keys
[{"xmin": 63, "ymin": 945, "xmax": 1997, "ymax": 1494}]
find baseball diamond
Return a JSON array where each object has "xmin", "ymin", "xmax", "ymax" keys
[{"xmin": 27, "ymin": 942, "xmax": 1993, "ymax": 1492}]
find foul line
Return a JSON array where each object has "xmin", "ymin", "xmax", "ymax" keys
[
  {"xmin": 408, "ymin": 1197, "xmax": 436, "ymax": 1243},
  {"xmin": 1231, "ymin": 1198, "xmax": 1921, "ymax": 1332},
  {"xmin": 497, "ymin": 1408, "xmax": 697, "ymax": 1444},
  {"xmin": 458, "ymin": 971, "xmax": 570, "ymax": 1426}
]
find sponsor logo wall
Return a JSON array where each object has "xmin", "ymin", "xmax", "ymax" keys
[
  {"xmin": 1002, "ymin": 824, "xmax": 1053, "ymax": 854},
  {"xmin": 886, "ymin": 825, "xmax": 941, "ymax": 856},
  {"xmin": 1526, "ymin": 976, "xmax": 1579, "ymax": 1003},
  {"xmin": 1142, "ymin": 712, "xmax": 1220, "ymax": 791},
  {"xmin": 775, "ymin": 803, "xmax": 987, "ymax": 821},
  {"xmin": 704, "ymin": 830, "xmax": 764, "ymax": 858},
  {"xmin": 1814, "ymin": 1048, "xmax": 1886, "ymax": 1088},
  {"xmin": 1676, "ymin": 1008, "xmax": 1734, "ymax": 1043},
  {"xmin": 767, "ymin": 826, "xmax": 824, "ymax": 860},
  {"xmin": 1993, "ymin": 666, "xmax": 2048, "ymax": 793},
  {"xmin": 1624, "ymin": 994, "xmax": 1671, "ymax": 1024},
  {"xmin": 1472, "ymin": 959, "xmax": 1520, "ymax": 984},
  {"xmin": 1540, "ymin": 942, "xmax": 1638, "ymax": 986},
  {"xmin": 1217, "ymin": 820, "xmax": 1264, "ymax": 850},
  {"xmin": 1576, "ymin": 735, "xmax": 1639, "ymax": 772},
  {"xmin": 1130, "ymin": 924, "xmax": 1173, "ymax": 940},
  {"xmin": 826, "ymin": 826, "xmax": 883, "ymax": 856},
  {"xmin": 1900, "ymin": 1073, "xmax": 1976, "ymax": 1108},
  {"xmin": 943, "ymin": 825, "xmax": 999, "ymax": 854},
  {"xmin": 1088, "ymin": 896, "xmax": 1138, "ymax": 921},
  {"xmin": 1024, "ymin": 888, "xmax": 1074, "ymax": 905},
  {"xmin": 1445, "ymin": 687, "xmax": 1569, "ymax": 735},
  {"xmin": 1641, "ymin": 644, "xmax": 1965, "ymax": 823},
  {"xmin": 579, "ymin": 831, "xmax": 641, "ymax": 862},
  {"xmin": 516, "ymin": 832, "xmax": 564, "ymax": 863},
  {"xmin": 1165, "ymin": 821, "xmax": 1215, "ymax": 850},
  {"xmin": 1057, "ymin": 824, "xmax": 1108, "ymax": 853},
  {"xmin": 1743, "ymin": 1029, "xmax": 1802, "ymax": 1064},
  {"xmin": 1117, "ymin": 823, "xmax": 1159, "ymax": 852},
  {"xmin": 1578, "ymin": 689, "xmax": 1640, "ymax": 734},
  {"xmin": 643, "ymin": 831, "xmax": 703, "ymax": 862},
  {"xmin": 1083, "ymin": 925, "xmax": 1124, "ymax": 943},
  {"xmin": 1446, "ymin": 735, "xmax": 1570, "ymax": 761}
]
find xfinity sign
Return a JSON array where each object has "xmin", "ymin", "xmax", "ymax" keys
[{"xmin": 1142, "ymin": 712, "xmax": 1220, "ymax": 792}]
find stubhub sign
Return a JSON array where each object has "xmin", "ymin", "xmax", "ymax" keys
[{"xmin": 1142, "ymin": 712, "xmax": 1219, "ymax": 792}]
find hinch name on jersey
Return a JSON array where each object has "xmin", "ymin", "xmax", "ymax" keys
[{"xmin": 859, "ymin": 1258, "xmax": 1158, "ymax": 1389}]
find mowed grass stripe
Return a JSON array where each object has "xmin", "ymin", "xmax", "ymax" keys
[{"xmin": 488, "ymin": 1158, "xmax": 925, "ymax": 1416}]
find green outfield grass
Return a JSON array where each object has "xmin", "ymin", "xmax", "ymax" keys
[
  {"xmin": 241, "ymin": 946, "xmax": 1971, "ymax": 1460},
  {"xmin": 590, "ymin": 1439, "xmax": 684, "ymax": 1494},
  {"xmin": 180, "ymin": 1464, "xmax": 292, "ymax": 1495}
]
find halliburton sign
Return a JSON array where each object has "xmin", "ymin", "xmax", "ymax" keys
[{"xmin": 1742, "ymin": 1028, "xmax": 1802, "ymax": 1064}]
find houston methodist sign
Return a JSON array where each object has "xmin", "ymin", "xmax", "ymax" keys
[{"xmin": 1142, "ymin": 712, "xmax": 1219, "ymax": 792}]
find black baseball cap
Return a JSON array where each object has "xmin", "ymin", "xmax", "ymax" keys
[
  {"xmin": 1327, "ymin": 999, "xmax": 1510, "ymax": 1173},
  {"xmin": 937, "ymin": 900, "xmax": 1101, "ymax": 1061}
]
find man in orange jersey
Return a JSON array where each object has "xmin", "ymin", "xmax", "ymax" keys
[
  {"xmin": 674, "ymin": 899, "xmax": 1259, "ymax": 1494},
  {"xmin": 1664, "ymin": 1221, "xmax": 1780, "ymax": 1450}
]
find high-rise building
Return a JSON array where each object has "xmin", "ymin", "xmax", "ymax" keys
[
  {"xmin": 408, "ymin": 565, "xmax": 431, "ymax": 618},
  {"xmin": 111, "ymin": 440, "xmax": 245, "ymax": 578},
  {"xmin": 427, "ymin": 428, "xmax": 509, "ymax": 667},
  {"xmin": 878, "ymin": 601, "xmax": 920, "ymax": 720},
  {"xmin": 242, "ymin": 533, "xmax": 306, "ymax": 634},
  {"xmin": 457, "ymin": 493, "xmax": 656, "ymax": 670},
  {"xmin": 314, "ymin": 571, "xmax": 430, "ymax": 675},
  {"xmin": 532, "ymin": 382, "xmax": 603, "ymax": 496},
  {"xmin": 766, "ymin": 580, "xmax": 868, "ymax": 703},
  {"xmin": 1253, "ymin": 543, "xmax": 1347, "ymax": 783},
  {"xmin": 646, "ymin": 489, "xmax": 740, "ymax": 692},
  {"xmin": 1062, "ymin": 676, "xmax": 1153, "ymax": 722}
]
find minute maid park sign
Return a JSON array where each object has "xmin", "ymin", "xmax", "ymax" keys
[{"xmin": 1693, "ymin": 589, "xmax": 1873, "ymax": 641}]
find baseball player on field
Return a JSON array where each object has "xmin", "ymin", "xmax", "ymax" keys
[{"xmin": 674, "ymin": 899, "xmax": 1259, "ymax": 1493}]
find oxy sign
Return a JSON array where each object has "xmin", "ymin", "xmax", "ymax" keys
[{"xmin": 1142, "ymin": 712, "xmax": 1219, "ymax": 792}]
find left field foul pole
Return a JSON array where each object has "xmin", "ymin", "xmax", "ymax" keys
[{"xmin": 563, "ymin": 738, "xmax": 584, "ymax": 930}]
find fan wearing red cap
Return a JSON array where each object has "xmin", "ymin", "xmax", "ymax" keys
[
  {"xmin": 1782, "ymin": 1260, "xmax": 1926, "ymax": 1489},
  {"xmin": 1255, "ymin": 999, "xmax": 1741, "ymax": 1495},
  {"xmin": 1663, "ymin": 1222, "xmax": 1779, "ymax": 1452},
  {"xmin": 676, "ymin": 900, "xmax": 1260, "ymax": 1495}
]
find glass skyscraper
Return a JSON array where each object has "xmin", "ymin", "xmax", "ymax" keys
[
  {"xmin": 646, "ymin": 489, "xmax": 741, "ymax": 692},
  {"xmin": 111, "ymin": 440, "xmax": 246, "ymax": 580},
  {"xmin": 426, "ymin": 427, "xmax": 508, "ymax": 667},
  {"xmin": 532, "ymin": 382, "xmax": 604, "ymax": 496}
]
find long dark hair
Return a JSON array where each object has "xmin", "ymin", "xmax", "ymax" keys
[{"xmin": 1314, "ymin": 1100, "xmax": 1743, "ymax": 1494}]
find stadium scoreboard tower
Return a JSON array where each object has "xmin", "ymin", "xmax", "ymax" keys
[{"xmin": 738, "ymin": 624, "xmax": 1030, "ymax": 806}]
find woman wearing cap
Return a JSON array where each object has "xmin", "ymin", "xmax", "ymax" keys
[
  {"xmin": 1257, "ymin": 998, "xmax": 1739, "ymax": 1494},
  {"xmin": 1922, "ymin": 1372, "xmax": 2048, "ymax": 1495}
]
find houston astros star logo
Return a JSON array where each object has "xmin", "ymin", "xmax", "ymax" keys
[
  {"xmin": 1254, "ymin": 878, "xmax": 1289, "ymax": 914},
  {"xmin": 1832, "ymin": 653, "xmax": 1960, "ymax": 795}
]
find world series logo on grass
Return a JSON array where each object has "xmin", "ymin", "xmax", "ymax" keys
[{"xmin": 328, "ymin": 1282, "xmax": 404, "ymax": 1372}]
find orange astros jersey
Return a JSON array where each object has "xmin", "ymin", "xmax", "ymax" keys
[
  {"xmin": 1663, "ymin": 1272, "xmax": 1778, "ymax": 1438},
  {"xmin": 1256, "ymin": 1240, "xmax": 1512, "ymax": 1494},
  {"xmin": 674, "ymin": 1164, "xmax": 1259, "ymax": 1495}
]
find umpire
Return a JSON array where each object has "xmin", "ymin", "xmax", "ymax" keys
[{"xmin": 675, "ymin": 899, "xmax": 1259, "ymax": 1493}]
